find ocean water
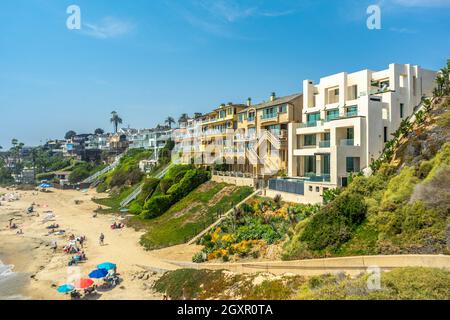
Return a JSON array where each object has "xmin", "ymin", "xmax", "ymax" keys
[{"xmin": 0, "ymin": 259, "xmax": 29, "ymax": 300}]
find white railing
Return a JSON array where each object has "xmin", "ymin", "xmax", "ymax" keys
[{"xmin": 82, "ymin": 152, "xmax": 126, "ymax": 184}]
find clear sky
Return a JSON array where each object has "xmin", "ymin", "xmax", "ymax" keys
[{"xmin": 1, "ymin": 0, "xmax": 449, "ymax": 148}]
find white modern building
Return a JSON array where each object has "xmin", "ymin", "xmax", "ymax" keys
[{"xmin": 267, "ymin": 63, "xmax": 436, "ymax": 204}]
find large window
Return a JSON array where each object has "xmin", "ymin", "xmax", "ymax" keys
[
  {"xmin": 326, "ymin": 109, "xmax": 339, "ymax": 121},
  {"xmin": 346, "ymin": 128, "xmax": 354, "ymax": 140},
  {"xmin": 261, "ymin": 107, "xmax": 277, "ymax": 120},
  {"xmin": 346, "ymin": 157, "xmax": 360, "ymax": 173},
  {"xmin": 304, "ymin": 156, "xmax": 316, "ymax": 174},
  {"xmin": 322, "ymin": 154, "xmax": 330, "ymax": 175},
  {"xmin": 346, "ymin": 105, "xmax": 358, "ymax": 117},
  {"xmin": 278, "ymin": 104, "xmax": 287, "ymax": 113},
  {"xmin": 307, "ymin": 112, "xmax": 321, "ymax": 125},
  {"xmin": 304, "ymin": 134, "xmax": 316, "ymax": 146},
  {"xmin": 348, "ymin": 85, "xmax": 358, "ymax": 100}
]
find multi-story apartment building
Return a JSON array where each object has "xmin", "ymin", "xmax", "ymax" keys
[
  {"xmin": 232, "ymin": 92, "xmax": 303, "ymax": 176},
  {"xmin": 128, "ymin": 126, "xmax": 173, "ymax": 160},
  {"xmin": 266, "ymin": 63, "xmax": 436, "ymax": 203},
  {"xmin": 197, "ymin": 103, "xmax": 247, "ymax": 163}
]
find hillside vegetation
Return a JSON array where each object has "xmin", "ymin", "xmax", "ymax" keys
[
  {"xmin": 153, "ymin": 267, "xmax": 450, "ymax": 300},
  {"xmin": 282, "ymin": 95, "xmax": 450, "ymax": 260},
  {"xmin": 129, "ymin": 181, "xmax": 253, "ymax": 250}
]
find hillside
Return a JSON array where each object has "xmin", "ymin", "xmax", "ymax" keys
[
  {"xmin": 282, "ymin": 95, "xmax": 450, "ymax": 260},
  {"xmin": 153, "ymin": 267, "xmax": 450, "ymax": 300},
  {"xmin": 128, "ymin": 181, "xmax": 253, "ymax": 250}
]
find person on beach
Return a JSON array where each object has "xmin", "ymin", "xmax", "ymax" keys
[
  {"xmin": 99, "ymin": 233, "xmax": 105, "ymax": 246},
  {"xmin": 51, "ymin": 240, "xmax": 57, "ymax": 253}
]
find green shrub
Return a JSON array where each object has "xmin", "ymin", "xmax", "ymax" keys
[
  {"xmin": 141, "ymin": 195, "xmax": 173, "ymax": 219},
  {"xmin": 240, "ymin": 203, "xmax": 254, "ymax": 214},
  {"xmin": 167, "ymin": 169, "xmax": 210, "ymax": 201},
  {"xmin": 382, "ymin": 166, "xmax": 418, "ymax": 205},
  {"xmin": 192, "ymin": 252, "xmax": 205, "ymax": 263},
  {"xmin": 129, "ymin": 202, "xmax": 143, "ymax": 215},
  {"xmin": 136, "ymin": 178, "xmax": 160, "ymax": 204},
  {"xmin": 300, "ymin": 192, "xmax": 366, "ymax": 251}
]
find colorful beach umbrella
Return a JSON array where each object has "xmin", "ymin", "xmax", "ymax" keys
[
  {"xmin": 97, "ymin": 262, "xmax": 116, "ymax": 271},
  {"xmin": 57, "ymin": 284, "xmax": 74, "ymax": 293},
  {"xmin": 89, "ymin": 269, "xmax": 108, "ymax": 279},
  {"xmin": 73, "ymin": 278, "xmax": 94, "ymax": 289}
]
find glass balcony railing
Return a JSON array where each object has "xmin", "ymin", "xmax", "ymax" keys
[
  {"xmin": 248, "ymin": 117, "xmax": 255, "ymax": 122},
  {"xmin": 340, "ymin": 139, "xmax": 354, "ymax": 146},
  {"xmin": 346, "ymin": 110, "xmax": 358, "ymax": 117},
  {"xmin": 304, "ymin": 173, "xmax": 331, "ymax": 182},
  {"xmin": 299, "ymin": 120, "xmax": 323, "ymax": 128},
  {"xmin": 319, "ymin": 140, "xmax": 331, "ymax": 148},
  {"xmin": 261, "ymin": 114, "xmax": 278, "ymax": 120}
]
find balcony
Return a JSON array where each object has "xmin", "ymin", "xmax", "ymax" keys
[
  {"xmin": 340, "ymin": 139, "xmax": 354, "ymax": 146},
  {"xmin": 304, "ymin": 173, "xmax": 331, "ymax": 182},
  {"xmin": 260, "ymin": 114, "xmax": 278, "ymax": 122},
  {"xmin": 345, "ymin": 110, "xmax": 358, "ymax": 118},
  {"xmin": 319, "ymin": 140, "xmax": 331, "ymax": 148},
  {"xmin": 299, "ymin": 120, "xmax": 323, "ymax": 128}
]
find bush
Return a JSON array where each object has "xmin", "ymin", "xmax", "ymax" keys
[
  {"xmin": 300, "ymin": 192, "xmax": 367, "ymax": 251},
  {"xmin": 136, "ymin": 178, "xmax": 160, "ymax": 204},
  {"xmin": 167, "ymin": 169, "xmax": 210, "ymax": 201},
  {"xmin": 129, "ymin": 202, "xmax": 143, "ymax": 215},
  {"xmin": 69, "ymin": 164, "xmax": 90, "ymax": 183},
  {"xmin": 110, "ymin": 170, "xmax": 128, "ymax": 188},
  {"xmin": 240, "ymin": 203, "xmax": 255, "ymax": 214},
  {"xmin": 141, "ymin": 195, "xmax": 173, "ymax": 219},
  {"xmin": 192, "ymin": 252, "xmax": 205, "ymax": 263}
]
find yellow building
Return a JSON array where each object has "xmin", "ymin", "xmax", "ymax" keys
[{"xmin": 232, "ymin": 92, "xmax": 303, "ymax": 177}]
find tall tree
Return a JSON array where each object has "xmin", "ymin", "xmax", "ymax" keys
[
  {"xmin": 178, "ymin": 113, "xmax": 189, "ymax": 124},
  {"xmin": 110, "ymin": 111, "xmax": 123, "ymax": 133},
  {"xmin": 94, "ymin": 128, "xmax": 105, "ymax": 135},
  {"xmin": 165, "ymin": 116, "xmax": 175, "ymax": 128},
  {"xmin": 65, "ymin": 130, "xmax": 77, "ymax": 140}
]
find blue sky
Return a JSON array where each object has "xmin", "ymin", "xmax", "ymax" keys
[{"xmin": 0, "ymin": 0, "xmax": 449, "ymax": 148}]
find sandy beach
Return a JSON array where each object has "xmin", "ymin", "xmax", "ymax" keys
[{"xmin": 0, "ymin": 187, "xmax": 201, "ymax": 300}]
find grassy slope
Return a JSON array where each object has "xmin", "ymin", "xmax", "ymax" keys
[
  {"xmin": 128, "ymin": 182, "xmax": 253, "ymax": 250},
  {"xmin": 153, "ymin": 267, "xmax": 450, "ymax": 300},
  {"xmin": 93, "ymin": 186, "xmax": 134, "ymax": 213}
]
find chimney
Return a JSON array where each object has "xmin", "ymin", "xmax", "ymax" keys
[
  {"xmin": 270, "ymin": 92, "xmax": 276, "ymax": 102},
  {"xmin": 247, "ymin": 97, "xmax": 252, "ymax": 107}
]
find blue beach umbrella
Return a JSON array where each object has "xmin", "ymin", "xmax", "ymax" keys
[
  {"xmin": 89, "ymin": 269, "xmax": 108, "ymax": 279},
  {"xmin": 57, "ymin": 284, "xmax": 75, "ymax": 293},
  {"xmin": 39, "ymin": 183, "xmax": 52, "ymax": 188},
  {"xmin": 97, "ymin": 262, "xmax": 116, "ymax": 271}
]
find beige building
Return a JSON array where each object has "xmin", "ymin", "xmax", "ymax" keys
[
  {"xmin": 266, "ymin": 63, "xmax": 436, "ymax": 203},
  {"xmin": 231, "ymin": 92, "xmax": 303, "ymax": 177}
]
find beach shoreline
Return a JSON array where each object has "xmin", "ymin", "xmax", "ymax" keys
[{"xmin": 0, "ymin": 187, "xmax": 200, "ymax": 300}]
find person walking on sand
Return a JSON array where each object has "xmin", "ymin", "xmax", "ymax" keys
[
  {"xmin": 99, "ymin": 233, "xmax": 105, "ymax": 246},
  {"xmin": 51, "ymin": 240, "xmax": 57, "ymax": 253}
]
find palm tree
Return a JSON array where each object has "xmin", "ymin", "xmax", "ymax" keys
[
  {"xmin": 110, "ymin": 111, "xmax": 123, "ymax": 133},
  {"xmin": 178, "ymin": 113, "xmax": 189, "ymax": 124},
  {"xmin": 165, "ymin": 116, "xmax": 175, "ymax": 128}
]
